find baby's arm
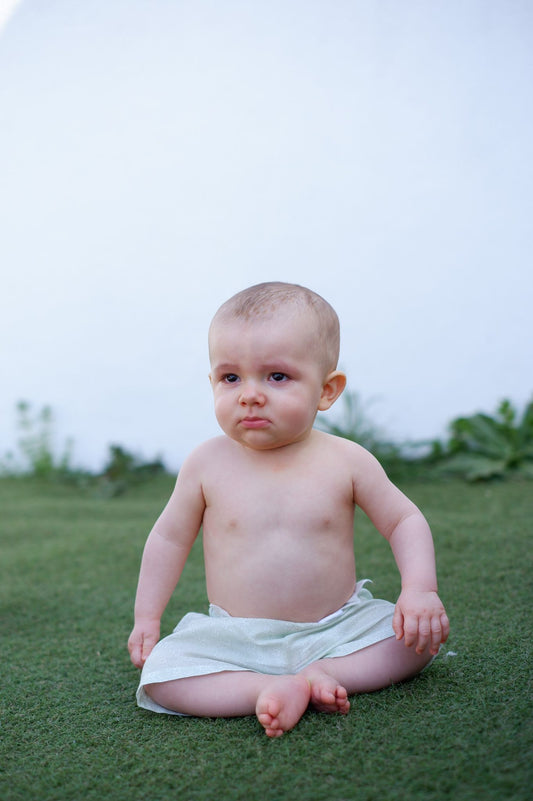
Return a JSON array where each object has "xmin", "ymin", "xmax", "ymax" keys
[
  {"xmin": 352, "ymin": 446, "xmax": 449, "ymax": 656},
  {"xmin": 127, "ymin": 453, "xmax": 206, "ymax": 668},
  {"xmin": 387, "ymin": 512, "xmax": 449, "ymax": 655}
]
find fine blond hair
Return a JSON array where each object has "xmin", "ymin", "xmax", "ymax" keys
[{"xmin": 209, "ymin": 282, "xmax": 340, "ymax": 373}]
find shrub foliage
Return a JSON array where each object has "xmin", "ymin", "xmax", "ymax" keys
[
  {"xmin": 433, "ymin": 398, "xmax": 533, "ymax": 481},
  {"xmin": 1, "ymin": 401, "xmax": 166, "ymax": 495},
  {"xmin": 317, "ymin": 392, "xmax": 533, "ymax": 482}
]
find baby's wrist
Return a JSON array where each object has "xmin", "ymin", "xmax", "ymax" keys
[
  {"xmin": 400, "ymin": 584, "xmax": 438, "ymax": 594},
  {"xmin": 134, "ymin": 613, "xmax": 161, "ymax": 627}
]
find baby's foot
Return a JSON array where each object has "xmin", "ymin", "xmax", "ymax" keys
[
  {"xmin": 303, "ymin": 668, "xmax": 350, "ymax": 715},
  {"xmin": 255, "ymin": 675, "xmax": 311, "ymax": 737}
]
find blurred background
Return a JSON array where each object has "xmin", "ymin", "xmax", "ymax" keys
[{"xmin": 1, "ymin": 0, "xmax": 531, "ymax": 472}]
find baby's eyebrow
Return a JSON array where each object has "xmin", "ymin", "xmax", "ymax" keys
[
  {"xmin": 211, "ymin": 363, "xmax": 238, "ymax": 375},
  {"xmin": 262, "ymin": 361, "xmax": 295, "ymax": 374},
  {"xmin": 211, "ymin": 360, "xmax": 298, "ymax": 376}
]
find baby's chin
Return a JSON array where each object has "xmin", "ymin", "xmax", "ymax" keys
[{"xmin": 226, "ymin": 430, "xmax": 312, "ymax": 452}]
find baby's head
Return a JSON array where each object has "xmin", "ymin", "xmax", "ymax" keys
[
  {"xmin": 208, "ymin": 282, "xmax": 346, "ymax": 449},
  {"xmin": 209, "ymin": 282, "xmax": 340, "ymax": 377}
]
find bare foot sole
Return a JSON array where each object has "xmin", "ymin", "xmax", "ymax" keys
[
  {"xmin": 303, "ymin": 668, "xmax": 350, "ymax": 715},
  {"xmin": 255, "ymin": 675, "xmax": 311, "ymax": 737}
]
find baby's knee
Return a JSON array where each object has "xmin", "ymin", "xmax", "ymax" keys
[
  {"xmin": 144, "ymin": 680, "xmax": 182, "ymax": 710},
  {"xmin": 398, "ymin": 642, "xmax": 436, "ymax": 680}
]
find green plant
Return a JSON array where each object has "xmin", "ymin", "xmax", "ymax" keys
[
  {"xmin": 2, "ymin": 400, "xmax": 74, "ymax": 478},
  {"xmin": 434, "ymin": 398, "xmax": 533, "ymax": 481},
  {"xmin": 1, "ymin": 402, "xmax": 167, "ymax": 494},
  {"xmin": 97, "ymin": 444, "xmax": 166, "ymax": 497}
]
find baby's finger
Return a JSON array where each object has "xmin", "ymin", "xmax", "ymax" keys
[
  {"xmin": 128, "ymin": 639, "xmax": 143, "ymax": 669},
  {"xmin": 440, "ymin": 612, "xmax": 450, "ymax": 643},
  {"xmin": 141, "ymin": 635, "xmax": 158, "ymax": 665},
  {"xmin": 392, "ymin": 605, "xmax": 404, "ymax": 640},
  {"xmin": 429, "ymin": 616, "xmax": 444, "ymax": 655},
  {"xmin": 415, "ymin": 619, "xmax": 431, "ymax": 654},
  {"xmin": 403, "ymin": 616, "xmax": 420, "ymax": 649}
]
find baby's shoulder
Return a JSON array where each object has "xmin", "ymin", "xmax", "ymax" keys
[
  {"xmin": 312, "ymin": 430, "xmax": 386, "ymax": 476},
  {"xmin": 180, "ymin": 436, "xmax": 235, "ymax": 473},
  {"xmin": 313, "ymin": 429, "xmax": 373, "ymax": 460}
]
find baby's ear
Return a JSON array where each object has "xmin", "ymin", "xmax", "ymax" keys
[{"xmin": 318, "ymin": 371, "xmax": 346, "ymax": 411}]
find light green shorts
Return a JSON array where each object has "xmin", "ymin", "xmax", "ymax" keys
[{"xmin": 136, "ymin": 580, "xmax": 395, "ymax": 714}]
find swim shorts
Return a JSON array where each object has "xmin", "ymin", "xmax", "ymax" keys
[{"xmin": 136, "ymin": 579, "xmax": 395, "ymax": 714}]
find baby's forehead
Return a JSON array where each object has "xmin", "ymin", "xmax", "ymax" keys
[
  {"xmin": 209, "ymin": 307, "xmax": 317, "ymax": 342},
  {"xmin": 209, "ymin": 284, "xmax": 339, "ymax": 371},
  {"xmin": 208, "ymin": 309, "xmax": 328, "ymax": 370}
]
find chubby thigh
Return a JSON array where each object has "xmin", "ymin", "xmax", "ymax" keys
[{"xmin": 136, "ymin": 582, "xmax": 395, "ymax": 714}]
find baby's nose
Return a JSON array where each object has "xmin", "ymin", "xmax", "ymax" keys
[{"xmin": 239, "ymin": 380, "xmax": 265, "ymax": 406}]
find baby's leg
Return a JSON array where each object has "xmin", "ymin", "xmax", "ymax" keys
[
  {"xmin": 304, "ymin": 636, "xmax": 434, "ymax": 709},
  {"xmin": 145, "ymin": 671, "xmax": 311, "ymax": 737}
]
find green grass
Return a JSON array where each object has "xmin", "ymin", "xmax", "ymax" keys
[{"xmin": 1, "ymin": 476, "xmax": 531, "ymax": 801}]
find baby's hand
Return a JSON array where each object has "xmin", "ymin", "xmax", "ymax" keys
[
  {"xmin": 393, "ymin": 589, "xmax": 449, "ymax": 656},
  {"xmin": 128, "ymin": 619, "xmax": 160, "ymax": 669}
]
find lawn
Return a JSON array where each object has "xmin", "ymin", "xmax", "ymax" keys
[{"xmin": 0, "ymin": 476, "xmax": 531, "ymax": 801}]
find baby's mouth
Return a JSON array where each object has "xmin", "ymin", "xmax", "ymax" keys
[{"xmin": 240, "ymin": 417, "xmax": 270, "ymax": 429}]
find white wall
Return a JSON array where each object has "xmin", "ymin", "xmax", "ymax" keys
[{"xmin": 1, "ymin": 1, "xmax": 531, "ymax": 470}]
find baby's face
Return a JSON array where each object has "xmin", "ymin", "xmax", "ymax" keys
[{"xmin": 209, "ymin": 311, "xmax": 328, "ymax": 450}]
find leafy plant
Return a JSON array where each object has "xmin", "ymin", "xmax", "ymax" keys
[
  {"xmin": 97, "ymin": 444, "xmax": 166, "ymax": 497},
  {"xmin": 1, "ymin": 401, "xmax": 167, "ymax": 494},
  {"xmin": 1, "ymin": 400, "xmax": 74, "ymax": 479},
  {"xmin": 433, "ymin": 398, "xmax": 533, "ymax": 481}
]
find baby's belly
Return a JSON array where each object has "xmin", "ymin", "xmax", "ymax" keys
[{"xmin": 205, "ymin": 555, "xmax": 357, "ymax": 622}]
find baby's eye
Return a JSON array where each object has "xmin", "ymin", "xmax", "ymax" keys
[
  {"xmin": 270, "ymin": 372, "xmax": 288, "ymax": 382},
  {"xmin": 223, "ymin": 374, "xmax": 239, "ymax": 384}
]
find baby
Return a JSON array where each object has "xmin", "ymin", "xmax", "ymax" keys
[{"xmin": 128, "ymin": 281, "xmax": 449, "ymax": 737}]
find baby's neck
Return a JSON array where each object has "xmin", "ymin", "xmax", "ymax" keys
[{"xmin": 234, "ymin": 430, "xmax": 320, "ymax": 466}]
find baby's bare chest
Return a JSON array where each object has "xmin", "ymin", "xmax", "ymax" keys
[
  {"xmin": 203, "ymin": 464, "xmax": 354, "ymax": 536},
  {"xmin": 201, "ymin": 461, "xmax": 357, "ymax": 619}
]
